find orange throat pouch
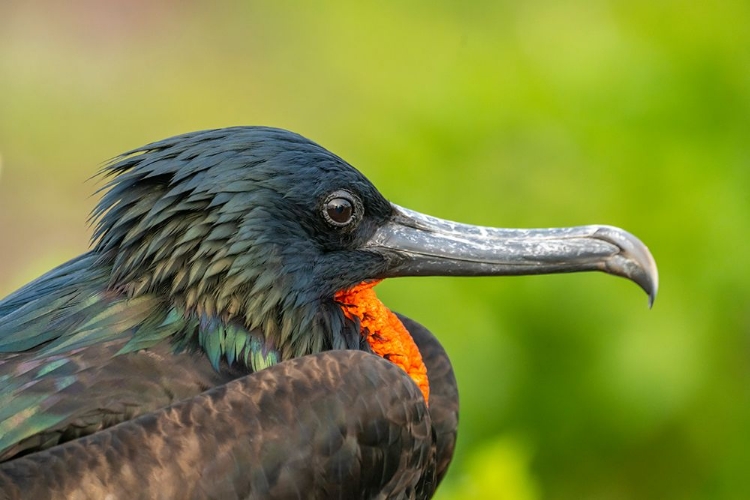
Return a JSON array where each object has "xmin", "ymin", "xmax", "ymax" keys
[{"xmin": 335, "ymin": 280, "xmax": 430, "ymax": 404}]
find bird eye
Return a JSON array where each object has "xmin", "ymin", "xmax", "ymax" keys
[
  {"xmin": 327, "ymin": 198, "xmax": 352, "ymax": 224},
  {"xmin": 322, "ymin": 191, "xmax": 361, "ymax": 228}
]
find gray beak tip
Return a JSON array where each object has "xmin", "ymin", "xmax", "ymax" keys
[
  {"xmin": 647, "ymin": 265, "xmax": 658, "ymax": 308},
  {"xmin": 594, "ymin": 225, "xmax": 658, "ymax": 308},
  {"xmin": 647, "ymin": 273, "xmax": 658, "ymax": 309}
]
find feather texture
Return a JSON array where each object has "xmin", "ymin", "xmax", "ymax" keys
[{"xmin": 0, "ymin": 127, "xmax": 458, "ymax": 497}]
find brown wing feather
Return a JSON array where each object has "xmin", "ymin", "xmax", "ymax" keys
[
  {"xmin": 398, "ymin": 313, "xmax": 459, "ymax": 487},
  {"xmin": 0, "ymin": 350, "xmax": 434, "ymax": 500}
]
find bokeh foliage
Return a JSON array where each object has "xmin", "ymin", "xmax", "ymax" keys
[{"xmin": 0, "ymin": 1, "xmax": 748, "ymax": 498}]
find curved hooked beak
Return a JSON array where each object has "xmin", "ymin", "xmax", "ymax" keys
[{"xmin": 366, "ymin": 204, "xmax": 658, "ymax": 307}]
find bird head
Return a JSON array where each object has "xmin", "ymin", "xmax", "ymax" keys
[{"xmin": 92, "ymin": 126, "xmax": 657, "ymax": 396}]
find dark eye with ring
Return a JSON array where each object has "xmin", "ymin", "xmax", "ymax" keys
[
  {"xmin": 327, "ymin": 198, "xmax": 352, "ymax": 223},
  {"xmin": 322, "ymin": 190, "xmax": 362, "ymax": 228}
]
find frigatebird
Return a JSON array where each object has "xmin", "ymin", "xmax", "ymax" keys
[{"xmin": 0, "ymin": 127, "xmax": 657, "ymax": 499}]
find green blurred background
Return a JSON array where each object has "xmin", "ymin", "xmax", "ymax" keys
[{"xmin": 0, "ymin": 1, "xmax": 748, "ymax": 498}]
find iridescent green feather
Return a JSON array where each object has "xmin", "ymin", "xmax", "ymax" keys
[{"xmin": 195, "ymin": 315, "xmax": 278, "ymax": 372}]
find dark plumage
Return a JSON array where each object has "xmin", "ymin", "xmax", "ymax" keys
[{"xmin": 0, "ymin": 127, "xmax": 657, "ymax": 499}]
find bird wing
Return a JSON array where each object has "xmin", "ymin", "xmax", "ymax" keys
[
  {"xmin": 0, "ymin": 351, "xmax": 435, "ymax": 500},
  {"xmin": 398, "ymin": 314, "xmax": 459, "ymax": 487},
  {"xmin": 0, "ymin": 253, "xmax": 251, "ymax": 460}
]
